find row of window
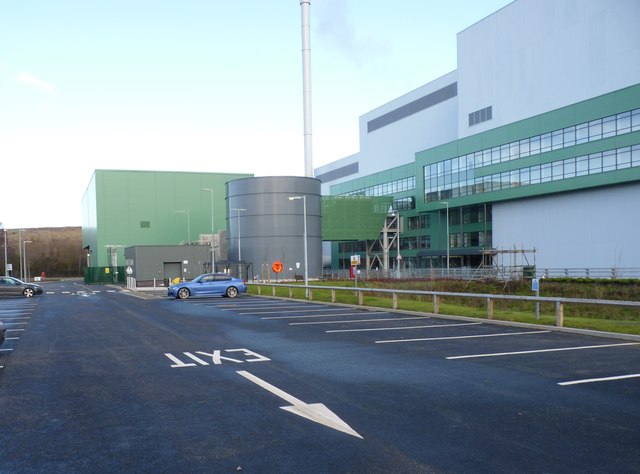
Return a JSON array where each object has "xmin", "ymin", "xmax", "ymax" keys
[
  {"xmin": 400, "ymin": 235, "xmax": 431, "ymax": 250},
  {"xmin": 449, "ymin": 205, "xmax": 491, "ymax": 225},
  {"xmin": 426, "ymin": 145, "xmax": 640, "ymax": 202},
  {"xmin": 450, "ymin": 231, "xmax": 490, "ymax": 249},
  {"xmin": 393, "ymin": 196, "xmax": 415, "ymax": 211},
  {"xmin": 407, "ymin": 214, "xmax": 431, "ymax": 230},
  {"xmin": 425, "ymin": 108, "xmax": 640, "ymax": 181},
  {"xmin": 342, "ymin": 176, "xmax": 416, "ymax": 198},
  {"xmin": 341, "ymin": 229, "xmax": 492, "ymax": 255}
]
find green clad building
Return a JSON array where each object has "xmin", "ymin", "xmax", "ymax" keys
[
  {"xmin": 315, "ymin": 0, "xmax": 640, "ymax": 277},
  {"xmin": 81, "ymin": 169, "xmax": 252, "ymax": 269}
]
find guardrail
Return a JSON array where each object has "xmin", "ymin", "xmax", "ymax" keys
[
  {"xmin": 322, "ymin": 267, "xmax": 640, "ymax": 280},
  {"xmin": 250, "ymin": 282, "xmax": 640, "ymax": 329}
]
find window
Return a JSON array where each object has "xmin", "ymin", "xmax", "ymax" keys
[
  {"xmin": 588, "ymin": 153, "xmax": 602, "ymax": 174},
  {"xmin": 617, "ymin": 112, "xmax": 631, "ymax": 133},
  {"xmin": 632, "ymin": 110, "xmax": 640, "ymax": 132},
  {"xmin": 423, "ymin": 108, "xmax": 640, "ymax": 204},
  {"xmin": 576, "ymin": 155, "xmax": 589, "ymax": 176},
  {"xmin": 618, "ymin": 147, "xmax": 631, "ymax": 168},
  {"xmin": 552, "ymin": 130, "xmax": 563, "ymax": 150},
  {"xmin": 564, "ymin": 158, "xmax": 576, "ymax": 178},
  {"xmin": 408, "ymin": 215, "xmax": 431, "ymax": 230},
  {"xmin": 602, "ymin": 150, "xmax": 616, "ymax": 172},
  {"xmin": 588, "ymin": 119, "xmax": 602, "ymax": 141},
  {"xmin": 576, "ymin": 123, "xmax": 589, "ymax": 144},
  {"xmin": 140, "ymin": 221, "xmax": 150, "ymax": 229},
  {"xmin": 563, "ymin": 126, "xmax": 576, "ymax": 147},
  {"xmin": 602, "ymin": 116, "xmax": 616, "ymax": 138},
  {"xmin": 552, "ymin": 162, "xmax": 563, "ymax": 180},
  {"xmin": 540, "ymin": 133, "xmax": 552, "ymax": 152}
]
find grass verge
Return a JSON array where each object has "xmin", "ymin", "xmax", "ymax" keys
[{"xmin": 248, "ymin": 280, "xmax": 640, "ymax": 336}]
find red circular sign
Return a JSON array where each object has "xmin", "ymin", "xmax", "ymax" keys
[{"xmin": 272, "ymin": 261, "xmax": 284, "ymax": 273}]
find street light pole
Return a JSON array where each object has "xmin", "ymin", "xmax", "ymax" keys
[
  {"xmin": 288, "ymin": 196, "xmax": 308, "ymax": 297},
  {"xmin": 23, "ymin": 240, "xmax": 32, "ymax": 282},
  {"xmin": 0, "ymin": 223, "xmax": 7, "ymax": 276},
  {"xmin": 441, "ymin": 201, "xmax": 449, "ymax": 277},
  {"xmin": 18, "ymin": 229, "xmax": 24, "ymax": 280},
  {"xmin": 202, "ymin": 188, "xmax": 215, "ymax": 273}
]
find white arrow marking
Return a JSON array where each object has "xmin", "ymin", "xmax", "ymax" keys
[{"xmin": 236, "ymin": 370, "xmax": 363, "ymax": 439}]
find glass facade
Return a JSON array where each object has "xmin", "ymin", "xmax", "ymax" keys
[
  {"xmin": 425, "ymin": 108, "xmax": 640, "ymax": 202},
  {"xmin": 341, "ymin": 176, "xmax": 416, "ymax": 198}
]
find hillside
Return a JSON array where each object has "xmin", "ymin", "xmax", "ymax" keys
[{"xmin": 2, "ymin": 227, "xmax": 85, "ymax": 278}]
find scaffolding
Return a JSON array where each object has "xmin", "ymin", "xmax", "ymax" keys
[
  {"xmin": 365, "ymin": 210, "xmax": 402, "ymax": 276},
  {"xmin": 471, "ymin": 246, "xmax": 537, "ymax": 283}
]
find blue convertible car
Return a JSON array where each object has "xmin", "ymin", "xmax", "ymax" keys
[{"xmin": 167, "ymin": 273, "xmax": 247, "ymax": 299}]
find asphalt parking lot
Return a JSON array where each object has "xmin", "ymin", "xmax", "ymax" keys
[{"xmin": 1, "ymin": 281, "xmax": 639, "ymax": 473}]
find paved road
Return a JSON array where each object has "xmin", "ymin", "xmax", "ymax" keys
[{"xmin": 1, "ymin": 280, "xmax": 639, "ymax": 473}]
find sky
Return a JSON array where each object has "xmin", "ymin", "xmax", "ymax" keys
[{"xmin": 0, "ymin": 0, "xmax": 512, "ymax": 229}]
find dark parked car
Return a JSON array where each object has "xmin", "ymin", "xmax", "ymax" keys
[
  {"xmin": 0, "ymin": 276, "xmax": 43, "ymax": 298},
  {"xmin": 0, "ymin": 321, "xmax": 5, "ymax": 346},
  {"xmin": 168, "ymin": 273, "xmax": 247, "ymax": 299}
]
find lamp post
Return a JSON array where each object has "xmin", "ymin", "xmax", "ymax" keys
[
  {"xmin": 0, "ymin": 222, "xmax": 7, "ymax": 276},
  {"xmin": 202, "ymin": 188, "xmax": 215, "ymax": 273},
  {"xmin": 441, "ymin": 201, "xmax": 449, "ymax": 277},
  {"xmin": 23, "ymin": 240, "xmax": 32, "ymax": 282},
  {"xmin": 288, "ymin": 196, "xmax": 308, "ymax": 297},
  {"xmin": 173, "ymin": 210, "xmax": 191, "ymax": 244},
  {"xmin": 18, "ymin": 229, "xmax": 25, "ymax": 280}
]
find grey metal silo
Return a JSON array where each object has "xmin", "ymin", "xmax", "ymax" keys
[{"xmin": 226, "ymin": 176, "xmax": 322, "ymax": 281}]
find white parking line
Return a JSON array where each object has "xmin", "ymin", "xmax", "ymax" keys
[
  {"xmin": 446, "ymin": 342, "xmax": 640, "ymax": 360},
  {"xmin": 290, "ymin": 316, "xmax": 428, "ymax": 326},
  {"xmin": 243, "ymin": 308, "xmax": 347, "ymax": 315},
  {"xmin": 327, "ymin": 322, "xmax": 483, "ymax": 333},
  {"xmin": 263, "ymin": 312, "xmax": 386, "ymax": 320},
  {"xmin": 219, "ymin": 304, "xmax": 312, "ymax": 310},
  {"xmin": 376, "ymin": 330, "xmax": 550, "ymax": 344},
  {"xmin": 559, "ymin": 373, "xmax": 640, "ymax": 386}
]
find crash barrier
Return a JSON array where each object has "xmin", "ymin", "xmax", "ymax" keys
[
  {"xmin": 322, "ymin": 267, "xmax": 640, "ymax": 281},
  {"xmin": 249, "ymin": 282, "xmax": 640, "ymax": 329}
]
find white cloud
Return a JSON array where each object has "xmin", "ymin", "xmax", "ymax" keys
[{"xmin": 17, "ymin": 72, "xmax": 56, "ymax": 94}]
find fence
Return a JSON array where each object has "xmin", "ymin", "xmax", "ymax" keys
[
  {"xmin": 84, "ymin": 266, "xmax": 126, "ymax": 284},
  {"xmin": 250, "ymin": 282, "xmax": 640, "ymax": 330},
  {"xmin": 322, "ymin": 267, "xmax": 640, "ymax": 281}
]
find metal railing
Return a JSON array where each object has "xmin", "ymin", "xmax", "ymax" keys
[
  {"xmin": 321, "ymin": 267, "xmax": 640, "ymax": 281},
  {"xmin": 250, "ymin": 282, "xmax": 640, "ymax": 330}
]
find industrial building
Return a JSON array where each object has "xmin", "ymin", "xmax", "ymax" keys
[
  {"xmin": 315, "ymin": 0, "xmax": 640, "ymax": 276},
  {"xmin": 81, "ymin": 169, "xmax": 252, "ymax": 278}
]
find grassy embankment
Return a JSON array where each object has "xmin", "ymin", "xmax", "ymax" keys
[{"xmin": 248, "ymin": 278, "xmax": 640, "ymax": 335}]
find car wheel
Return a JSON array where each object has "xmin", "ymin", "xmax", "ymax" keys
[
  {"xmin": 23, "ymin": 288, "xmax": 34, "ymax": 298},
  {"xmin": 225, "ymin": 286, "xmax": 238, "ymax": 298},
  {"xmin": 177, "ymin": 288, "xmax": 190, "ymax": 299}
]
